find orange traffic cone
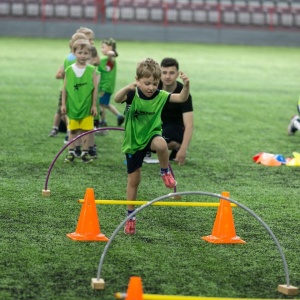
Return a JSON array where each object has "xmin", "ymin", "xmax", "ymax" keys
[
  {"xmin": 125, "ymin": 276, "xmax": 143, "ymax": 300},
  {"xmin": 201, "ymin": 191, "xmax": 245, "ymax": 244},
  {"xmin": 67, "ymin": 188, "xmax": 109, "ymax": 242}
]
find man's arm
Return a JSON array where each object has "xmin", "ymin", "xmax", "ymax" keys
[{"xmin": 176, "ymin": 111, "xmax": 193, "ymax": 166}]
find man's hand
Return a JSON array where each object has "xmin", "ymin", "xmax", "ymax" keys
[{"xmin": 175, "ymin": 148, "xmax": 187, "ymax": 166}]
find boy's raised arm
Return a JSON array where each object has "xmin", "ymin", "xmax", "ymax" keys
[
  {"xmin": 169, "ymin": 72, "xmax": 190, "ymax": 103},
  {"xmin": 115, "ymin": 82, "xmax": 137, "ymax": 103}
]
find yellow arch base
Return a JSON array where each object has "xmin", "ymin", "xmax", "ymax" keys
[{"xmin": 78, "ymin": 199, "xmax": 237, "ymax": 207}]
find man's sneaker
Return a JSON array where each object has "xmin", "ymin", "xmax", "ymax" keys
[
  {"xmin": 117, "ymin": 115, "xmax": 125, "ymax": 126},
  {"xmin": 64, "ymin": 153, "xmax": 75, "ymax": 163},
  {"xmin": 287, "ymin": 115, "xmax": 300, "ymax": 135},
  {"xmin": 124, "ymin": 219, "xmax": 136, "ymax": 235},
  {"xmin": 169, "ymin": 149, "xmax": 178, "ymax": 161},
  {"xmin": 49, "ymin": 128, "xmax": 58, "ymax": 137},
  {"xmin": 81, "ymin": 153, "xmax": 93, "ymax": 163},
  {"xmin": 88, "ymin": 148, "xmax": 98, "ymax": 159},
  {"xmin": 161, "ymin": 172, "xmax": 177, "ymax": 189}
]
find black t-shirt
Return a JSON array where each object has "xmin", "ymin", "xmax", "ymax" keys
[{"xmin": 159, "ymin": 81, "xmax": 193, "ymax": 126}]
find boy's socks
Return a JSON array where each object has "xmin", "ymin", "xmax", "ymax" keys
[
  {"xmin": 127, "ymin": 209, "xmax": 136, "ymax": 220},
  {"xmin": 160, "ymin": 167, "xmax": 169, "ymax": 175}
]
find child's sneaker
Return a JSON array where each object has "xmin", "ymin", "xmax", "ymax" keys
[
  {"xmin": 88, "ymin": 148, "xmax": 98, "ymax": 159},
  {"xmin": 124, "ymin": 219, "xmax": 136, "ymax": 235},
  {"xmin": 74, "ymin": 148, "xmax": 82, "ymax": 158},
  {"xmin": 64, "ymin": 153, "xmax": 75, "ymax": 163},
  {"xmin": 81, "ymin": 153, "xmax": 93, "ymax": 163},
  {"xmin": 287, "ymin": 115, "xmax": 300, "ymax": 135},
  {"xmin": 49, "ymin": 128, "xmax": 58, "ymax": 137},
  {"xmin": 161, "ymin": 172, "xmax": 177, "ymax": 189},
  {"xmin": 117, "ymin": 115, "xmax": 125, "ymax": 126},
  {"xmin": 63, "ymin": 135, "xmax": 69, "ymax": 144},
  {"xmin": 97, "ymin": 121, "xmax": 108, "ymax": 136}
]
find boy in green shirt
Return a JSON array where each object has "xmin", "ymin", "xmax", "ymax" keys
[
  {"xmin": 97, "ymin": 38, "xmax": 125, "ymax": 129},
  {"xmin": 115, "ymin": 58, "xmax": 190, "ymax": 234},
  {"xmin": 61, "ymin": 39, "xmax": 99, "ymax": 163}
]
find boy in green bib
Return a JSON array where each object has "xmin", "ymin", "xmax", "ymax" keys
[
  {"xmin": 61, "ymin": 39, "xmax": 99, "ymax": 163},
  {"xmin": 115, "ymin": 58, "xmax": 190, "ymax": 234}
]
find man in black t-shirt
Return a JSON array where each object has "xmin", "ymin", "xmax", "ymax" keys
[{"xmin": 159, "ymin": 57, "xmax": 193, "ymax": 166}]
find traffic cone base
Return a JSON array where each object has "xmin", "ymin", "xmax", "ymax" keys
[
  {"xmin": 67, "ymin": 188, "xmax": 109, "ymax": 242},
  {"xmin": 66, "ymin": 232, "xmax": 108, "ymax": 242},
  {"xmin": 202, "ymin": 191, "xmax": 245, "ymax": 244},
  {"xmin": 202, "ymin": 234, "xmax": 245, "ymax": 244}
]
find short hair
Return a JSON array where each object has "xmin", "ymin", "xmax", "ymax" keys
[
  {"xmin": 136, "ymin": 58, "xmax": 161, "ymax": 81},
  {"xmin": 102, "ymin": 38, "xmax": 118, "ymax": 57},
  {"xmin": 89, "ymin": 45, "xmax": 98, "ymax": 58},
  {"xmin": 160, "ymin": 57, "xmax": 179, "ymax": 70},
  {"xmin": 76, "ymin": 27, "xmax": 95, "ymax": 39},
  {"xmin": 69, "ymin": 32, "xmax": 88, "ymax": 50},
  {"xmin": 72, "ymin": 39, "xmax": 91, "ymax": 53}
]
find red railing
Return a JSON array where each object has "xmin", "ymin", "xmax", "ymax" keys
[{"xmin": 0, "ymin": 0, "xmax": 299, "ymax": 30}]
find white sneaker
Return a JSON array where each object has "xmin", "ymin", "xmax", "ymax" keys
[{"xmin": 287, "ymin": 115, "xmax": 300, "ymax": 135}]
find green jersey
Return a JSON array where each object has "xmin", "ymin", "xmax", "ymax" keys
[
  {"xmin": 65, "ymin": 64, "xmax": 95, "ymax": 120},
  {"xmin": 59, "ymin": 53, "xmax": 77, "ymax": 91},
  {"xmin": 122, "ymin": 89, "xmax": 170, "ymax": 154},
  {"xmin": 98, "ymin": 56, "xmax": 117, "ymax": 94}
]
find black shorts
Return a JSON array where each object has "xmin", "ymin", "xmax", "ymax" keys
[
  {"xmin": 125, "ymin": 135, "xmax": 160, "ymax": 174},
  {"xmin": 162, "ymin": 123, "xmax": 184, "ymax": 144}
]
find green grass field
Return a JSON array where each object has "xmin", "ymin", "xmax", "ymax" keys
[{"xmin": 1, "ymin": 36, "xmax": 300, "ymax": 300}]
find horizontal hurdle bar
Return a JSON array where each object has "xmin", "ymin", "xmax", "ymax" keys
[
  {"xmin": 115, "ymin": 292, "xmax": 271, "ymax": 300},
  {"xmin": 78, "ymin": 199, "xmax": 237, "ymax": 207}
]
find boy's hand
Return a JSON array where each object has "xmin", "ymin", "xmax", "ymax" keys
[
  {"xmin": 90, "ymin": 105, "xmax": 97, "ymax": 117},
  {"xmin": 128, "ymin": 82, "xmax": 137, "ymax": 91},
  {"xmin": 106, "ymin": 50, "xmax": 116, "ymax": 57},
  {"xmin": 61, "ymin": 105, "xmax": 66, "ymax": 115},
  {"xmin": 179, "ymin": 72, "xmax": 189, "ymax": 87}
]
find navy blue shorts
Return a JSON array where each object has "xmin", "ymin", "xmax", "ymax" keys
[
  {"xmin": 99, "ymin": 92, "xmax": 111, "ymax": 105},
  {"xmin": 125, "ymin": 135, "xmax": 160, "ymax": 174}
]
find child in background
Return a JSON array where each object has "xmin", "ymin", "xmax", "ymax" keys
[
  {"xmin": 97, "ymin": 38, "xmax": 124, "ymax": 128},
  {"xmin": 61, "ymin": 39, "xmax": 99, "ymax": 163},
  {"xmin": 114, "ymin": 58, "xmax": 190, "ymax": 234},
  {"xmin": 48, "ymin": 27, "xmax": 99, "ymax": 138},
  {"xmin": 287, "ymin": 96, "xmax": 300, "ymax": 135},
  {"xmin": 70, "ymin": 27, "xmax": 99, "ymax": 158},
  {"xmin": 49, "ymin": 27, "xmax": 99, "ymax": 158},
  {"xmin": 48, "ymin": 31, "xmax": 87, "ymax": 138}
]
